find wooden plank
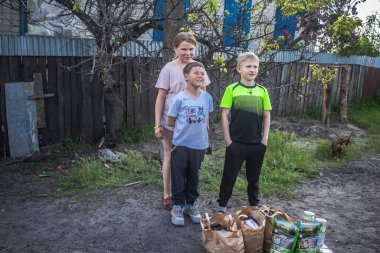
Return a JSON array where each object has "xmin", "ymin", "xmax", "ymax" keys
[
  {"xmin": 357, "ymin": 66, "xmax": 364, "ymax": 101},
  {"xmin": 293, "ymin": 63, "xmax": 301, "ymax": 114},
  {"xmin": 305, "ymin": 64, "xmax": 313, "ymax": 112},
  {"xmin": 119, "ymin": 57, "xmax": 127, "ymax": 108},
  {"xmin": 299, "ymin": 64, "xmax": 308, "ymax": 113},
  {"xmin": 362, "ymin": 67, "xmax": 380, "ymax": 97},
  {"xmin": 293, "ymin": 63, "xmax": 302, "ymax": 114},
  {"xmin": 209, "ymin": 63, "xmax": 220, "ymax": 124},
  {"xmin": 36, "ymin": 56, "xmax": 50, "ymax": 146},
  {"xmin": 271, "ymin": 63, "xmax": 281, "ymax": 115},
  {"xmin": 80, "ymin": 58, "xmax": 94, "ymax": 143},
  {"xmin": 62, "ymin": 57, "xmax": 72, "ymax": 138},
  {"xmin": 0, "ymin": 57, "xmax": 11, "ymax": 156},
  {"xmin": 118, "ymin": 57, "xmax": 127, "ymax": 132},
  {"xmin": 22, "ymin": 57, "xmax": 37, "ymax": 82},
  {"xmin": 354, "ymin": 65, "xmax": 362, "ymax": 102},
  {"xmin": 92, "ymin": 66, "xmax": 105, "ymax": 143},
  {"xmin": 141, "ymin": 57, "xmax": 150, "ymax": 124},
  {"xmin": 285, "ymin": 63, "xmax": 293, "ymax": 116},
  {"xmin": 148, "ymin": 58, "xmax": 158, "ymax": 125},
  {"xmin": 75, "ymin": 57, "xmax": 84, "ymax": 139},
  {"xmin": 32, "ymin": 73, "xmax": 47, "ymax": 128},
  {"xmin": 333, "ymin": 67, "xmax": 342, "ymax": 104},
  {"xmin": 46, "ymin": 57, "xmax": 60, "ymax": 143},
  {"xmin": 125, "ymin": 59, "xmax": 135, "ymax": 128},
  {"xmin": 56, "ymin": 57, "xmax": 65, "ymax": 140},
  {"xmin": 70, "ymin": 57, "xmax": 79, "ymax": 138},
  {"xmin": 134, "ymin": 58, "xmax": 143, "ymax": 125},
  {"xmin": 277, "ymin": 65, "xmax": 288, "ymax": 116},
  {"xmin": 347, "ymin": 66, "xmax": 354, "ymax": 103}
]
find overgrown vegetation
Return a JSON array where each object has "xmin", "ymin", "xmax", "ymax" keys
[
  {"xmin": 121, "ymin": 124, "xmax": 155, "ymax": 143},
  {"xmin": 62, "ymin": 138, "xmax": 88, "ymax": 151},
  {"xmin": 62, "ymin": 95, "xmax": 380, "ymax": 198},
  {"xmin": 61, "ymin": 150, "xmax": 161, "ymax": 194}
]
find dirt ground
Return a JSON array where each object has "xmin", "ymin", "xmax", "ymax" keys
[{"xmin": 0, "ymin": 120, "xmax": 379, "ymax": 253}]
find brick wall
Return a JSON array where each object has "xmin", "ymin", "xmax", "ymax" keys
[{"xmin": 0, "ymin": 1, "xmax": 20, "ymax": 35}]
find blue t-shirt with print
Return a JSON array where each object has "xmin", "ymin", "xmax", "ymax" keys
[{"xmin": 168, "ymin": 90, "xmax": 213, "ymax": 150}]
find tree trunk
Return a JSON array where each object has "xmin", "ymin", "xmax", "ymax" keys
[
  {"xmin": 339, "ymin": 66, "xmax": 349, "ymax": 124},
  {"xmin": 104, "ymin": 90, "xmax": 125, "ymax": 145},
  {"xmin": 99, "ymin": 67, "xmax": 126, "ymax": 145},
  {"xmin": 163, "ymin": 0, "xmax": 184, "ymax": 62}
]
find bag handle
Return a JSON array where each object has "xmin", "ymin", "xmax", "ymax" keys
[{"xmin": 203, "ymin": 213, "xmax": 211, "ymax": 229}]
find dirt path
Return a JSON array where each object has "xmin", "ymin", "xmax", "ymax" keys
[{"xmin": 1, "ymin": 153, "xmax": 379, "ymax": 253}]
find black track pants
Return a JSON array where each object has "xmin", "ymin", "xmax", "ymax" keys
[
  {"xmin": 171, "ymin": 146, "xmax": 206, "ymax": 206},
  {"xmin": 217, "ymin": 142, "xmax": 267, "ymax": 207}
]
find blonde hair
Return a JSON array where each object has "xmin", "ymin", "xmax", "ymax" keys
[
  {"xmin": 173, "ymin": 32, "xmax": 197, "ymax": 59},
  {"xmin": 236, "ymin": 52, "xmax": 260, "ymax": 66}
]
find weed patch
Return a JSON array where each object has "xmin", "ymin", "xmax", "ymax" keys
[
  {"xmin": 121, "ymin": 124, "xmax": 154, "ymax": 143},
  {"xmin": 62, "ymin": 150, "xmax": 161, "ymax": 194}
]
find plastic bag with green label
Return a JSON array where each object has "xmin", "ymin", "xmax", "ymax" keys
[
  {"xmin": 270, "ymin": 217, "xmax": 299, "ymax": 253},
  {"xmin": 294, "ymin": 221, "xmax": 321, "ymax": 253}
]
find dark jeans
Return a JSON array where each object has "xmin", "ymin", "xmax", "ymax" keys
[
  {"xmin": 171, "ymin": 146, "xmax": 206, "ymax": 206},
  {"xmin": 217, "ymin": 141, "xmax": 267, "ymax": 207}
]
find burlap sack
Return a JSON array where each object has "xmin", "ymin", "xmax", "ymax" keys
[
  {"xmin": 234, "ymin": 206, "xmax": 266, "ymax": 253},
  {"xmin": 260, "ymin": 205, "xmax": 296, "ymax": 253},
  {"xmin": 201, "ymin": 213, "xmax": 245, "ymax": 253}
]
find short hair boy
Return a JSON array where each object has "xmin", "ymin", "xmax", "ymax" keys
[
  {"xmin": 217, "ymin": 52, "xmax": 272, "ymax": 213},
  {"xmin": 167, "ymin": 61, "xmax": 214, "ymax": 226}
]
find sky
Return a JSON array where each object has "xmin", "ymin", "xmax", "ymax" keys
[{"xmin": 356, "ymin": 0, "xmax": 380, "ymax": 21}]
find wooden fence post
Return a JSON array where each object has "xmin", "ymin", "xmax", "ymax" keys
[{"xmin": 339, "ymin": 66, "xmax": 349, "ymax": 124}]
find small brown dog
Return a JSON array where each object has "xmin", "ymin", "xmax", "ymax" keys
[{"xmin": 332, "ymin": 136, "xmax": 351, "ymax": 156}]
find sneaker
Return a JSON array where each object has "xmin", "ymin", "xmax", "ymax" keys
[
  {"xmin": 183, "ymin": 204, "xmax": 202, "ymax": 224},
  {"xmin": 171, "ymin": 205, "xmax": 184, "ymax": 226},
  {"xmin": 217, "ymin": 206, "xmax": 227, "ymax": 214}
]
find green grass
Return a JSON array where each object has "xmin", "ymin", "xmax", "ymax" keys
[
  {"xmin": 62, "ymin": 138, "xmax": 89, "ymax": 151},
  {"xmin": 347, "ymin": 97, "xmax": 380, "ymax": 134},
  {"xmin": 200, "ymin": 131, "xmax": 317, "ymax": 198},
  {"xmin": 121, "ymin": 124, "xmax": 155, "ymax": 143},
  {"xmin": 62, "ymin": 95, "xmax": 380, "ymax": 197},
  {"xmin": 61, "ymin": 150, "xmax": 161, "ymax": 194},
  {"xmin": 314, "ymin": 138, "xmax": 364, "ymax": 168}
]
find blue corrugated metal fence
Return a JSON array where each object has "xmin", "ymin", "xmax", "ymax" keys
[{"xmin": 1, "ymin": 34, "xmax": 380, "ymax": 68}]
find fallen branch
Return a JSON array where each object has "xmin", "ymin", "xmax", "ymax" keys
[{"xmin": 124, "ymin": 181, "xmax": 143, "ymax": 187}]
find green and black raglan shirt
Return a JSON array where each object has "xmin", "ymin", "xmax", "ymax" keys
[{"xmin": 220, "ymin": 81, "xmax": 272, "ymax": 144}]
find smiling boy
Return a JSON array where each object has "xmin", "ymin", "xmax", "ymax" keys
[
  {"xmin": 167, "ymin": 61, "xmax": 213, "ymax": 226},
  {"xmin": 217, "ymin": 52, "xmax": 272, "ymax": 213}
]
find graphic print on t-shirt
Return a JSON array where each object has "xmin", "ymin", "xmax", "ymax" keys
[{"xmin": 186, "ymin": 106, "xmax": 205, "ymax": 124}]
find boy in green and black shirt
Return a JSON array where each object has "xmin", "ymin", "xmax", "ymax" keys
[{"xmin": 217, "ymin": 52, "xmax": 272, "ymax": 213}]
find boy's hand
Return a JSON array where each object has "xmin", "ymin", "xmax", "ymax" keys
[
  {"xmin": 261, "ymin": 138, "xmax": 268, "ymax": 146},
  {"xmin": 206, "ymin": 144, "xmax": 212, "ymax": 155},
  {"xmin": 225, "ymin": 139, "xmax": 232, "ymax": 148}
]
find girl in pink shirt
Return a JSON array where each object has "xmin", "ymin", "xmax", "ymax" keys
[{"xmin": 154, "ymin": 32, "xmax": 210, "ymax": 210}]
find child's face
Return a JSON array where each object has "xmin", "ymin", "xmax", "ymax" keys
[
  {"xmin": 175, "ymin": 41, "xmax": 195, "ymax": 63},
  {"xmin": 237, "ymin": 60, "xmax": 259, "ymax": 83},
  {"xmin": 185, "ymin": 66, "xmax": 206, "ymax": 88}
]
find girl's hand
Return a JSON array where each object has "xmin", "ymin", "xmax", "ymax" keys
[{"xmin": 154, "ymin": 127, "xmax": 164, "ymax": 139}]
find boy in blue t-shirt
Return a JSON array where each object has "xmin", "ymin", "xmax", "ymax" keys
[{"xmin": 167, "ymin": 61, "xmax": 213, "ymax": 226}]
